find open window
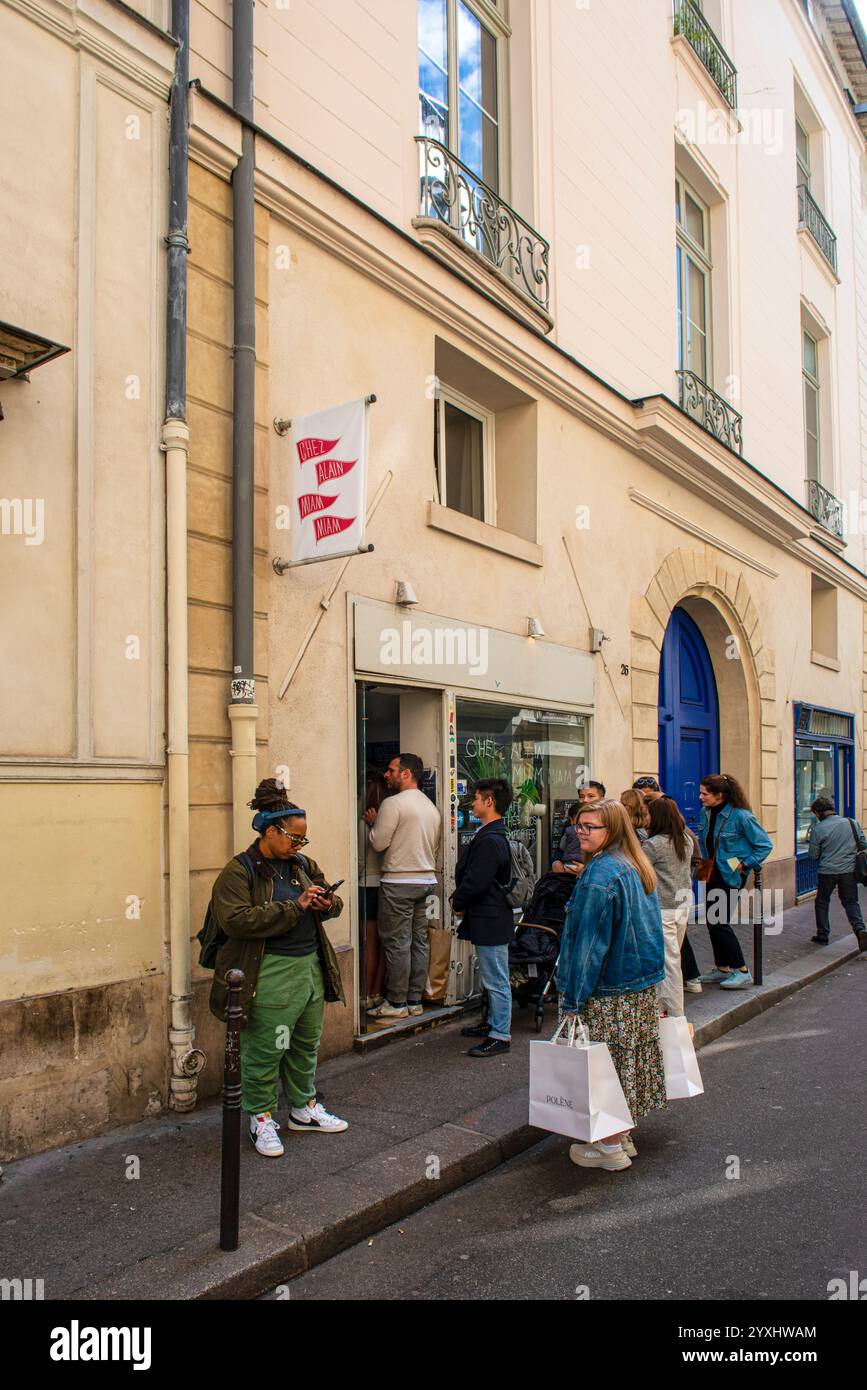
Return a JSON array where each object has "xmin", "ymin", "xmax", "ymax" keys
[{"xmin": 432, "ymin": 338, "xmax": 538, "ymax": 547}]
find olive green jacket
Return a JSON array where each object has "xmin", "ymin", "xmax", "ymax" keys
[{"xmin": 208, "ymin": 843, "xmax": 346, "ymax": 1027}]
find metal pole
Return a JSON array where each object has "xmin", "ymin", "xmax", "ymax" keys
[
  {"xmin": 231, "ymin": 0, "xmax": 256, "ymax": 709},
  {"xmin": 220, "ymin": 968, "xmax": 245, "ymax": 1251},
  {"xmin": 753, "ymin": 866, "xmax": 763, "ymax": 986}
]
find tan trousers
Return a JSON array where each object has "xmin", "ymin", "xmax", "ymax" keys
[{"xmin": 657, "ymin": 904, "xmax": 690, "ymax": 1017}]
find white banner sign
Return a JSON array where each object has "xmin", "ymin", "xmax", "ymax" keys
[{"xmin": 289, "ymin": 398, "xmax": 369, "ymax": 564}]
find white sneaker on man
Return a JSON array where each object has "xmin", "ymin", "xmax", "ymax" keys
[
  {"xmin": 367, "ymin": 1000, "xmax": 409, "ymax": 1019},
  {"xmin": 287, "ymin": 1100, "xmax": 349, "ymax": 1133},
  {"xmin": 249, "ymin": 1111, "xmax": 284, "ymax": 1157}
]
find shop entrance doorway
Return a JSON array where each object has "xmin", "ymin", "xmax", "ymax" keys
[{"xmin": 355, "ymin": 681, "xmax": 449, "ymax": 1038}]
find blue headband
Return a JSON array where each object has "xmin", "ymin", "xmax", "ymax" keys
[{"xmin": 252, "ymin": 808, "xmax": 306, "ymax": 832}]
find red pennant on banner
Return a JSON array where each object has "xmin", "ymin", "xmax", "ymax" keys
[
  {"xmin": 315, "ymin": 457, "xmax": 357, "ymax": 487},
  {"xmin": 313, "ymin": 514, "xmax": 356, "ymax": 543},
  {"xmin": 297, "ymin": 436, "xmax": 339, "ymax": 463},
  {"xmin": 298, "ymin": 492, "xmax": 339, "ymax": 521}
]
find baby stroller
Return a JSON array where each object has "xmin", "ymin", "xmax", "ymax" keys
[{"xmin": 509, "ymin": 871, "xmax": 576, "ymax": 1033}]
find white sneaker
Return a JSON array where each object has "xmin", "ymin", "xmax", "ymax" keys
[
  {"xmin": 569, "ymin": 1142, "xmax": 631, "ymax": 1172},
  {"xmin": 367, "ymin": 1000, "xmax": 409, "ymax": 1018},
  {"xmin": 407, "ymin": 1002, "xmax": 424, "ymax": 1017},
  {"xmin": 619, "ymin": 1133, "xmax": 638, "ymax": 1158},
  {"xmin": 287, "ymin": 1101, "xmax": 349, "ymax": 1133},
  {"xmin": 249, "ymin": 1111, "xmax": 284, "ymax": 1157},
  {"xmin": 684, "ymin": 979, "xmax": 702, "ymax": 993}
]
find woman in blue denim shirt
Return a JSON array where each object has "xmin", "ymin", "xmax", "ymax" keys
[
  {"xmin": 697, "ymin": 774, "xmax": 773, "ymax": 990},
  {"xmin": 557, "ymin": 800, "xmax": 666, "ymax": 1173}
]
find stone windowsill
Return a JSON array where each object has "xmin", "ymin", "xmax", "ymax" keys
[
  {"xmin": 412, "ymin": 217, "xmax": 554, "ymax": 336},
  {"xmin": 810, "ymin": 650, "xmax": 840, "ymax": 671},
  {"xmin": 427, "ymin": 501, "xmax": 543, "ymax": 566},
  {"xmin": 797, "ymin": 226, "xmax": 841, "ymax": 286}
]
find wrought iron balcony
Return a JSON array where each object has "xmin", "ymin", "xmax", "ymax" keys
[
  {"xmin": 806, "ymin": 478, "xmax": 844, "ymax": 541},
  {"xmin": 672, "ymin": 0, "xmax": 738, "ymax": 109},
  {"xmin": 797, "ymin": 185, "xmax": 838, "ymax": 274},
  {"xmin": 415, "ymin": 136, "xmax": 550, "ymax": 314},
  {"xmin": 677, "ymin": 370, "xmax": 743, "ymax": 455}
]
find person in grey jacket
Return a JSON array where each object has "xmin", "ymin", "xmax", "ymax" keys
[
  {"xmin": 643, "ymin": 797, "xmax": 694, "ymax": 1017},
  {"xmin": 807, "ymin": 797, "xmax": 867, "ymax": 951}
]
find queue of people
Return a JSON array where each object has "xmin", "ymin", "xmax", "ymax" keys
[{"xmin": 203, "ymin": 762, "xmax": 864, "ymax": 1168}]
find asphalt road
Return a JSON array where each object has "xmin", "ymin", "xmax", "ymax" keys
[{"xmin": 275, "ymin": 961, "xmax": 867, "ymax": 1301}]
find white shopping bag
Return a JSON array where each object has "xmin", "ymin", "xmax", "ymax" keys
[
  {"xmin": 529, "ymin": 1017, "xmax": 634, "ymax": 1143},
  {"xmin": 660, "ymin": 1014, "xmax": 704, "ymax": 1099}
]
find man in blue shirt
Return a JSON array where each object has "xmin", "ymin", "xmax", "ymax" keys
[{"xmin": 807, "ymin": 796, "xmax": 867, "ymax": 951}]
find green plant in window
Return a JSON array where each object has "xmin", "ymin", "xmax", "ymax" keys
[{"xmin": 515, "ymin": 776, "xmax": 541, "ymax": 808}]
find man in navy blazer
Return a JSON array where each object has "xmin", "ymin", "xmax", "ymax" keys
[{"xmin": 451, "ymin": 778, "xmax": 515, "ymax": 1057}]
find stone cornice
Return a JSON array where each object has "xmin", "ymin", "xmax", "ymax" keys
[
  {"xmin": 189, "ymin": 87, "xmax": 243, "ymax": 179},
  {"xmin": 628, "ymin": 489, "xmax": 780, "ymax": 577},
  {"xmin": 5, "ymin": 0, "xmax": 174, "ymax": 97}
]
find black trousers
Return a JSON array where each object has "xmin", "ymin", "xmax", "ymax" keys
[
  {"xmin": 680, "ymin": 931, "xmax": 700, "ymax": 981},
  {"xmin": 703, "ymin": 870, "xmax": 747, "ymax": 970},
  {"xmin": 815, "ymin": 872, "xmax": 865, "ymax": 941}
]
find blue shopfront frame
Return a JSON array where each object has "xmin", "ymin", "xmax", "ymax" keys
[{"xmin": 794, "ymin": 702, "xmax": 855, "ymax": 896}]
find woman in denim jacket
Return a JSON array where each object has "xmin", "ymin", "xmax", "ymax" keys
[
  {"xmin": 697, "ymin": 773, "xmax": 773, "ymax": 990},
  {"xmin": 557, "ymin": 800, "xmax": 666, "ymax": 1173}
]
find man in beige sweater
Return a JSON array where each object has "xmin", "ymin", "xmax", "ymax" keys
[{"xmin": 364, "ymin": 753, "xmax": 441, "ymax": 1020}]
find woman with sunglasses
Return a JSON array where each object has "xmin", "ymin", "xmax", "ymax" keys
[
  {"xmin": 557, "ymin": 800, "xmax": 666, "ymax": 1173},
  {"xmin": 209, "ymin": 778, "xmax": 348, "ymax": 1157}
]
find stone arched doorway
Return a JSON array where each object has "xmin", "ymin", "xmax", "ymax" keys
[
  {"xmin": 630, "ymin": 548, "xmax": 777, "ymax": 837},
  {"xmin": 658, "ymin": 606, "xmax": 720, "ymax": 833}
]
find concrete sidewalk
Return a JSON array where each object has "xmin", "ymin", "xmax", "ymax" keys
[{"xmin": 1, "ymin": 896, "xmax": 862, "ymax": 1301}]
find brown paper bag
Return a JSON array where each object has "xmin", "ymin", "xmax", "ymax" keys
[{"xmin": 423, "ymin": 927, "xmax": 453, "ymax": 1002}]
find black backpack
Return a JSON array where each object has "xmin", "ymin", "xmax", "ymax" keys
[{"xmin": 197, "ymin": 852, "xmax": 254, "ymax": 969}]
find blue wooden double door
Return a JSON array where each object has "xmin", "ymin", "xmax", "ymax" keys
[{"xmin": 658, "ymin": 607, "xmax": 719, "ymax": 834}]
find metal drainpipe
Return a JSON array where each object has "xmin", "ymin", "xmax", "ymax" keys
[
  {"xmin": 229, "ymin": 0, "xmax": 259, "ymax": 850},
  {"xmin": 163, "ymin": 0, "xmax": 205, "ymax": 1109}
]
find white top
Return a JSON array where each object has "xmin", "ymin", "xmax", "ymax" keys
[{"xmin": 368, "ymin": 787, "xmax": 441, "ymax": 884}]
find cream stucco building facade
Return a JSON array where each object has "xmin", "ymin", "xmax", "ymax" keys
[{"xmin": 3, "ymin": 0, "xmax": 867, "ymax": 1158}]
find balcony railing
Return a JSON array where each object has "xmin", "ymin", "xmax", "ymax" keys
[
  {"xmin": 797, "ymin": 185, "xmax": 838, "ymax": 274},
  {"xmin": 673, "ymin": 0, "xmax": 738, "ymax": 109},
  {"xmin": 677, "ymin": 370, "xmax": 743, "ymax": 454},
  {"xmin": 415, "ymin": 136, "xmax": 550, "ymax": 313},
  {"xmin": 806, "ymin": 478, "xmax": 844, "ymax": 541}
]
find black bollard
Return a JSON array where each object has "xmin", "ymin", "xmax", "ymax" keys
[
  {"xmin": 753, "ymin": 866, "xmax": 764, "ymax": 986},
  {"xmin": 220, "ymin": 968, "xmax": 245, "ymax": 1252}
]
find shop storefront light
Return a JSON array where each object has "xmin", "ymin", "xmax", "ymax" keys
[
  {"xmin": 527, "ymin": 617, "xmax": 545, "ymax": 638},
  {"xmin": 395, "ymin": 580, "xmax": 418, "ymax": 606}
]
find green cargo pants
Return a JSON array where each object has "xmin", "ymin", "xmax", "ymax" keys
[{"xmin": 240, "ymin": 951, "xmax": 325, "ymax": 1114}]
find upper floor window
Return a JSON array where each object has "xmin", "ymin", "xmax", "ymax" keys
[
  {"xmin": 436, "ymin": 384, "xmax": 496, "ymax": 525},
  {"xmin": 676, "ymin": 175, "xmax": 711, "ymax": 382},
  {"xmin": 796, "ymin": 118, "xmax": 811, "ymax": 192},
  {"xmin": 418, "ymin": 0, "xmax": 501, "ymax": 192},
  {"xmin": 802, "ymin": 328, "xmax": 820, "ymax": 482}
]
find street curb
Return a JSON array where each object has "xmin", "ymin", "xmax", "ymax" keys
[
  {"xmin": 77, "ymin": 940, "xmax": 861, "ymax": 1302},
  {"xmin": 691, "ymin": 938, "xmax": 861, "ymax": 1049}
]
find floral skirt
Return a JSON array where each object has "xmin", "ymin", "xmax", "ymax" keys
[{"xmin": 564, "ymin": 986, "xmax": 667, "ymax": 1122}]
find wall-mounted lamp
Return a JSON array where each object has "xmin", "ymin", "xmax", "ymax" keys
[
  {"xmin": 395, "ymin": 580, "xmax": 418, "ymax": 607},
  {"xmin": 527, "ymin": 617, "xmax": 545, "ymax": 638},
  {"xmin": 590, "ymin": 627, "xmax": 610, "ymax": 653}
]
